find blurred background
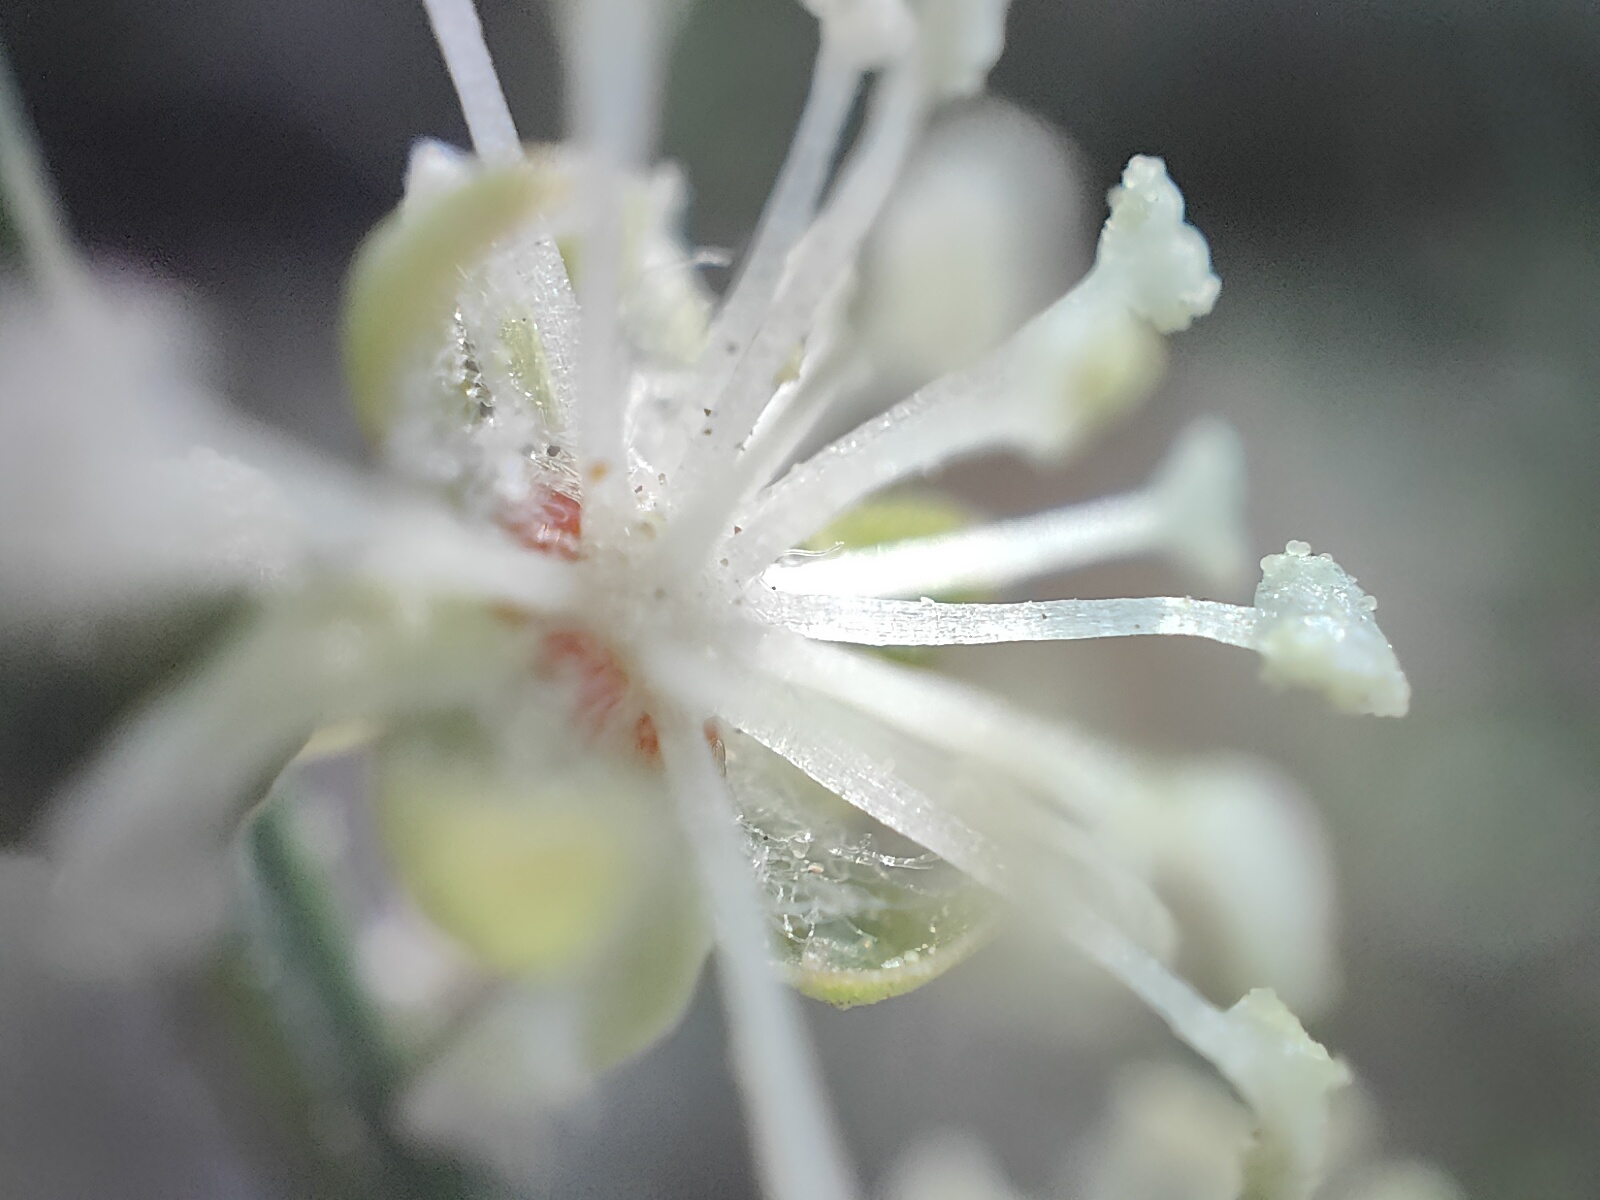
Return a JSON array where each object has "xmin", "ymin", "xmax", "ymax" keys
[{"xmin": 1, "ymin": 0, "xmax": 1598, "ymax": 1196}]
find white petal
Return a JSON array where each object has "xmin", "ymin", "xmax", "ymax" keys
[
  {"xmin": 0, "ymin": 284, "xmax": 307, "ymax": 629},
  {"xmin": 45, "ymin": 591, "xmax": 535, "ymax": 975}
]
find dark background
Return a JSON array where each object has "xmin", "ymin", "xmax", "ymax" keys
[{"xmin": 2, "ymin": 1, "xmax": 1598, "ymax": 1197}]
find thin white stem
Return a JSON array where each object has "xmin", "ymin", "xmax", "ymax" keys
[
  {"xmin": 670, "ymin": 650, "xmax": 1174, "ymax": 954},
  {"xmin": 0, "ymin": 45, "xmax": 85, "ymax": 297},
  {"xmin": 697, "ymin": 38, "xmax": 862, "ymax": 399},
  {"xmin": 563, "ymin": 0, "xmax": 669, "ymax": 513},
  {"xmin": 658, "ymin": 709, "xmax": 859, "ymax": 1200},
  {"xmin": 745, "ymin": 632, "xmax": 1146, "ymax": 832},
  {"xmin": 420, "ymin": 0, "xmax": 522, "ymax": 163},
  {"xmin": 683, "ymin": 63, "xmax": 924, "ymax": 489},
  {"xmin": 725, "ymin": 352, "xmax": 1021, "ymax": 580},
  {"xmin": 655, "ymin": 353, "xmax": 873, "ymax": 585},
  {"xmin": 753, "ymin": 591, "xmax": 1262, "ymax": 649},
  {"xmin": 1062, "ymin": 909, "xmax": 1242, "ymax": 1077},
  {"xmin": 766, "ymin": 489, "xmax": 1161, "ymax": 599}
]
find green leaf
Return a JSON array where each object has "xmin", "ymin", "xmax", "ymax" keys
[{"xmin": 724, "ymin": 733, "xmax": 996, "ymax": 1008}]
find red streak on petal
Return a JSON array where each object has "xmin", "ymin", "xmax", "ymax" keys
[{"xmin": 499, "ymin": 487, "xmax": 583, "ymax": 560}]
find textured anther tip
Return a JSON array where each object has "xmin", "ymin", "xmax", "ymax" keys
[
  {"xmin": 1099, "ymin": 155, "xmax": 1221, "ymax": 334},
  {"xmin": 908, "ymin": 0, "xmax": 1013, "ymax": 100},
  {"xmin": 1253, "ymin": 542, "xmax": 1411, "ymax": 718},
  {"xmin": 803, "ymin": 0, "xmax": 917, "ymax": 69},
  {"xmin": 1224, "ymin": 989, "xmax": 1352, "ymax": 1200}
]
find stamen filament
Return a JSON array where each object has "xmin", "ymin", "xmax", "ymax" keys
[
  {"xmin": 745, "ymin": 632, "xmax": 1144, "ymax": 831},
  {"xmin": 684, "ymin": 63, "xmax": 924, "ymax": 488},
  {"xmin": 753, "ymin": 591, "xmax": 1262, "ymax": 649},
  {"xmin": 698, "ymin": 37, "xmax": 863, "ymax": 398},
  {"xmin": 724, "ymin": 351, "xmax": 1021, "ymax": 580},
  {"xmin": 683, "ymin": 652, "xmax": 1176, "ymax": 956},
  {"xmin": 0, "ymin": 45, "xmax": 85, "ymax": 297},
  {"xmin": 767, "ymin": 490, "xmax": 1161, "ymax": 598},
  {"xmin": 658, "ymin": 710, "xmax": 860, "ymax": 1200},
  {"xmin": 763, "ymin": 414, "xmax": 1246, "ymax": 598},
  {"xmin": 419, "ymin": 0, "xmax": 522, "ymax": 163},
  {"xmin": 563, "ymin": 0, "xmax": 670, "ymax": 508}
]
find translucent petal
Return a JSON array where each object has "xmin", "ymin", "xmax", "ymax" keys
[{"xmin": 724, "ymin": 732, "xmax": 996, "ymax": 1007}]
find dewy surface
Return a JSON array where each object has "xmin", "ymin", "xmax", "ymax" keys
[{"xmin": 0, "ymin": 2, "xmax": 1413, "ymax": 1199}]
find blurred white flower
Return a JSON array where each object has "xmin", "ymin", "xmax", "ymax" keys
[{"xmin": 0, "ymin": 3, "xmax": 1414, "ymax": 1199}]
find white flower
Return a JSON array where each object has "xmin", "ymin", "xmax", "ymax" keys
[{"xmin": 0, "ymin": 4, "xmax": 1412, "ymax": 1200}]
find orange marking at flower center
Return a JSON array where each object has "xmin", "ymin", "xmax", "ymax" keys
[
  {"xmin": 539, "ymin": 628, "xmax": 660, "ymax": 763},
  {"xmin": 499, "ymin": 485, "xmax": 583, "ymax": 560},
  {"xmin": 506, "ymin": 489, "xmax": 713, "ymax": 767}
]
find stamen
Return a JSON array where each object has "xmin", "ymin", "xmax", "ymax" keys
[
  {"xmin": 697, "ymin": 35, "xmax": 864, "ymax": 401},
  {"xmin": 682, "ymin": 62, "xmax": 924, "ymax": 490},
  {"xmin": 559, "ymin": 0, "xmax": 672, "ymax": 508},
  {"xmin": 724, "ymin": 156, "xmax": 1220, "ymax": 581},
  {"xmin": 762, "ymin": 418, "xmax": 1246, "ymax": 598},
  {"xmin": 658, "ymin": 711, "xmax": 860, "ymax": 1200},
  {"xmin": 651, "ymin": 647, "xmax": 1174, "ymax": 952},
  {"xmin": 419, "ymin": 0, "xmax": 522, "ymax": 163},
  {"xmin": 753, "ymin": 590, "xmax": 1262, "ymax": 649},
  {"xmin": 0, "ymin": 44, "xmax": 85, "ymax": 297},
  {"xmin": 744, "ymin": 632, "xmax": 1143, "ymax": 831},
  {"xmin": 1066, "ymin": 917, "xmax": 1349, "ymax": 1200},
  {"xmin": 760, "ymin": 542, "xmax": 1409, "ymax": 717}
]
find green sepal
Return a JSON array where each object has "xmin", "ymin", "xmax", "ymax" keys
[
  {"xmin": 342, "ymin": 165, "xmax": 551, "ymax": 444},
  {"xmin": 373, "ymin": 710, "xmax": 665, "ymax": 981},
  {"xmin": 575, "ymin": 860, "xmax": 709, "ymax": 1070}
]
